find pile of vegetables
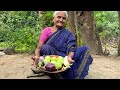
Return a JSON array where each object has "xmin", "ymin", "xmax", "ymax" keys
[{"xmin": 38, "ymin": 55, "xmax": 72, "ymax": 72}]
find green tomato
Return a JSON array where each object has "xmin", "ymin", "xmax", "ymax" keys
[
  {"xmin": 58, "ymin": 59, "xmax": 64, "ymax": 65},
  {"xmin": 58, "ymin": 56, "xmax": 64, "ymax": 60},
  {"xmin": 51, "ymin": 60, "xmax": 57, "ymax": 65},
  {"xmin": 45, "ymin": 56, "xmax": 51, "ymax": 60},
  {"xmin": 44, "ymin": 58, "xmax": 50, "ymax": 64},
  {"xmin": 57, "ymin": 56, "xmax": 64, "ymax": 65},
  {"xmin": 55, "ymin": 62, "xmax": 62, "ymax": 70},
  {"xmin": 51, "ymin": 57, "xmax": 57, "ymax": 61}
]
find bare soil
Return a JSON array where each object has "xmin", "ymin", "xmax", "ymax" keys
[
  {"xmin": 0, "ymin": 53, "xmax": 120, "ymax": 79},
  {"xmin": 85, "ymin": 55, "xmax": 120, "ymax": 79}
]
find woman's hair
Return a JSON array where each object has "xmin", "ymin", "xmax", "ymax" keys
[{"xmin": 53, "ymin": 11, "xmax": 68, "ymax": 18}]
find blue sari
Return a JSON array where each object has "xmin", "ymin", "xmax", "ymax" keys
[{"xmin": 40, "ymin": 27, "xmax": 93, "ymax": 79}]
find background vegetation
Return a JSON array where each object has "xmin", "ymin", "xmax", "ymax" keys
[{"xmin": 0, "ymin": 11, "xmax": 119, "ymax": 55}]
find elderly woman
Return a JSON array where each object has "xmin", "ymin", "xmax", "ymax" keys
[{"xmin": 31, "ymin": 11, "xmax": 93, "ymax": 79}]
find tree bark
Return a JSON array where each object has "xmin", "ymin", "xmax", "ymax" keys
[
  {"xmin": 67, "ymin": 11, "xmax": 75, "ymax": 33},
  {"xmin": 118, "ymin": 11, "xmax": 120, "ymax": 56},
  {"xmin": 77, "ymin": 11, "xmax": 97, "ymax": 54},
  {"xmin": 67, "ymin": 11, "xmax": 82, "ymax": 46},
  {"xmin": 93, "ymin": 20, "xmax": 103, "ymax": 55},
  {"xmin": 74, "ymin": 11, "xmax": 82, "ymax": 46}
]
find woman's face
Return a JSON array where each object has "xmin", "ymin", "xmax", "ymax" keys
[{"xmin": 53, "ymin": 12, "xmax": 67, "ymax": 28}]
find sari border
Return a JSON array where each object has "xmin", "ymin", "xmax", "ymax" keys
[
  {"xmin": 46, "ymin": 31, "xmax": 59, "ymax": 44},
  {"xmin": 45, "ymin": 28, "xmax": 65, "ymax": 44},
  {"xmin": 75, "ymin": 50, "xmax": 90, "ymax": 79}
]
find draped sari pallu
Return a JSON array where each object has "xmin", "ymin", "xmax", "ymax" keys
[
  {"xmin": 40, "ymin": 28, "xmax": 93, "ymax": 79},
  {"xmin": 40, "ymin": 28, "xmax": 76, "ymax": 57}
]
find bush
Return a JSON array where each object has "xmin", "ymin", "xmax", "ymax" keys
[{"xmin": 0, "ymin": 11, "xmax": 42, "ymax": 53}]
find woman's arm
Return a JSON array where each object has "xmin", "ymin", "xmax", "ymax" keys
[
  {"xmin": 67, "ymin": 52, "xmax": 75, "ymax": 63},
  {"xmin": 35, "ymin": 41, "xmax": 44, "ymax": 58},
  {"xmin": 35, "ymin": 27, "xmax": 50, "ymax": 59},
  {"xmin": 33, "ymin": 27, "xmax": 51, "ymax": 67},
  {"xmin": 67, "ymin": 32, "xmax": 77, "ymax": 63},
  {"xmin": 34, "ymin": 41, "xmax": 44, "ymax": 68}
]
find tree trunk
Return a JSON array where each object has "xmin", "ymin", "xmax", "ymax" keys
[
  {"xmin": 67, "ymin": 11, "xmax": 75, "ymax": 33},
  {"xmin": 74, "ymin": 11, "xmax": 82, "ymax": 46},
  {"xmin": 118, "ymin": 11, "xmax": 120, "ymax": 56},
  {"xmin": 93, "ymin": 20, "xmax": 103, "ymax": 55},
  {"xmin": 67, "ymin": 11, "xmax": 82, "ymax": 46},
  {"xmin": 77, "ymin": 11, "xmax": 97, "ymax": 54}
]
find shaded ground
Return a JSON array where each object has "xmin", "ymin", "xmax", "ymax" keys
[{"xmin": 0, "ymin": 53, "xmax": 120, "ymax": 79}]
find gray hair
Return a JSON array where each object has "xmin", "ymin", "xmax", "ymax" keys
[{"xmin": 53, "ymin": 11, "xmax": 68, "ymax": 18}]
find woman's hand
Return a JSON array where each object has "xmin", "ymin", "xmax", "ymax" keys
[
  {"xmin": 34, "ymin": 56, "xmax": 39, "ymax": 60},
  {"xmin": 32, "ymin": 56, "xmax": 39, "ymax": 68},
  {"xmin": 67, "ymin": 56, "xmax": 74, "ymax": 64},
  {"xmin": 67, "ymin": 52, "xmax": 75, "ymax": 64}
]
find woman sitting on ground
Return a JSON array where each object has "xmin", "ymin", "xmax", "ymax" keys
[{"xmin": 31, "ymin": 11, "xmax": 93, "ymax": 79}]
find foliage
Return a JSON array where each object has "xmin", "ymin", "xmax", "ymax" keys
[
  {"xmin": 0, "ymin": 11, "xmax": 42, "ymax": 53},
  {"xmin": 94, "ymin": 11, "xmax": 119, "ymax": 40},
  {"xmin": 40, "ymin": 11, "xmax": 54, "ymax": 28},
  {"xmin": 1, "ymin": 11, "xmax": 119, "ymax": 54}
]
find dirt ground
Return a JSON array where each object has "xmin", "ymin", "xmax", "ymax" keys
[
  {"xmin": 0, "ymin": 53, "xmax": 120, "ymax": 79},
  {"xmin": 85, "ymin": 55, "xmax": 120, "ymax": 79}
]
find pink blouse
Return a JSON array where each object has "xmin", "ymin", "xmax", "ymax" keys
[{"xmin": 39, "ymin": 27, "xmax": 53, "ymax": 43}]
